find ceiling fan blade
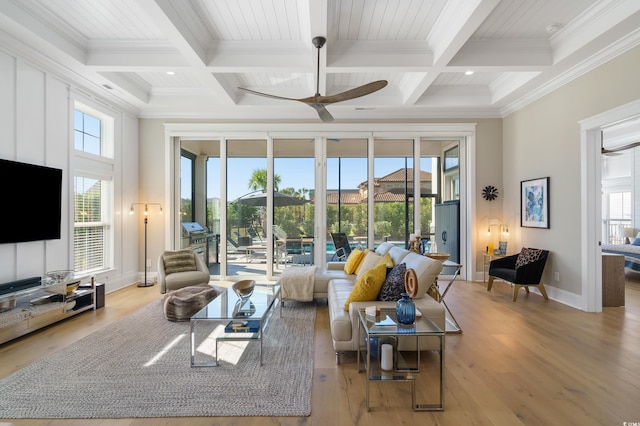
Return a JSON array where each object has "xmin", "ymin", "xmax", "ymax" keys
[
  {"xmin": 308, "ymin": 104, "xmax": 334, "ymax": 122},
  {"xmin": 602, "ymin": 140, "xmax": 640, "ymax": 155},
  {"xmin": 239, "ymin": 37, "xmax": 387, "ymax": 121},
  {"xmin": 237, "ymin": 86, "xmax": 299, "ymax": 102},
  {"xmin": 316, "ymin": 80, "xmax": 388, "ymax": 104}
]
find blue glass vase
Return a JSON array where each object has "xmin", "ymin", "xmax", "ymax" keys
[{"xmin": 396, "ymin": 292, "xmax": 416, "ymax": 325}]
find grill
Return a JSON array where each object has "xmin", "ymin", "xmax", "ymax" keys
[{"xmin": 181, "ymin": 222, "xmax": 207, "ymax": 264}]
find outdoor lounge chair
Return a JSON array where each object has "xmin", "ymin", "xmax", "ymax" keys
[{"xmin": 330, "ymin": 232, "xmax": 352, "ymax": 261}]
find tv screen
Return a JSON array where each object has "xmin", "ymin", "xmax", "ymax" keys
[{"xmin": 0, "ymin": 158, "xmax": 63, "ymax": 244}]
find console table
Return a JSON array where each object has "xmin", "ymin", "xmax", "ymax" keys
[{"xmin": 0, "ymin": 278, "xmax": 97, "ymax": 345}]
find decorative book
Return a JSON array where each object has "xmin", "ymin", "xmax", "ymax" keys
[{"xmin": 225, "ymin": 320, "xmax": 260, "ymax": 333}]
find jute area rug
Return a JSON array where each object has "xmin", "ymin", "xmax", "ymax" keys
[{"xmin": 0, "ymin": 298, "xmax": 316, "ymax": 419}]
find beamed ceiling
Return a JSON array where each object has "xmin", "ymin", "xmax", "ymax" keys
[{"xmin": 1, "ymin": 0, "xmax": 639, "ymax": 121}]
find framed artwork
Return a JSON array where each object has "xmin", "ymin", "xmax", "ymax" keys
[{"xmin": 521, "ymin": 177, "xmax": 550, "ymax": 228}]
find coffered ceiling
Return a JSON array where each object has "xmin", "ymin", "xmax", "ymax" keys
[{"xmin": 1, "ymin": 0, "xmax": 638, "ymax": 121}]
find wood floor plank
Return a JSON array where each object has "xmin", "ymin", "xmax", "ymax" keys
[{"xmin": 1, "ymin": 273, "xmax": 639, "ymax": 425}]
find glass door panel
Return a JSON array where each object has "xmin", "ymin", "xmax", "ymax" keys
[
  {"xmin": 419, "ymin": 140, "xmax": 441, "ymax": 251},
  {"xmin": 226, "ymin": 139, "xmax": 267, "ymax": 278},
  {"xmin": 273, "ymin": 139, "xmax": 315, "ymax": 272},
  {"xmin": 373, "ymin": 139, "xmax": 414, "ymax": 249},
  {"xmin": 206, "ymin": 147, "xmax": 221, "ymax": 279},
  {"xmin": 327, "ymin": 139, "xmax": 368, "ymax": 260}
]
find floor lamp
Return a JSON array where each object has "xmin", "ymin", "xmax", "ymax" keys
[{"xmin": 130, "ymin": 202, "xmax": 163, "ymax": 287}]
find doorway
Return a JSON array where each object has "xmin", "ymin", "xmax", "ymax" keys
[{"xmin": 581, "ymin": 99, "xmax": 640, "ymax": 312}]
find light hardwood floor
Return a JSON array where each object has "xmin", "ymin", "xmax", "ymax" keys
[{"xmin": 1, "ymin": 275, "xmax": 639, "ymax": 426}]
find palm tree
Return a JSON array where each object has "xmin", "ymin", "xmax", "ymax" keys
[{"xmin": 248, "ymin": 168, "xmax": 280, "ymax": 192}]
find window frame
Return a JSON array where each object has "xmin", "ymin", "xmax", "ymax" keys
[{"xmin": 72, "ymin": 102, "xmax": 115, "ymax": 275}]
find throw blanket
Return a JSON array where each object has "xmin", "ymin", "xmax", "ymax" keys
[
  {"xmin": 602, "ymin": 243, "xmax": 640, "ymax": 272},
  {"xmin": 279, "ymin": 265, "xmax": 317, "ymax": 302}
]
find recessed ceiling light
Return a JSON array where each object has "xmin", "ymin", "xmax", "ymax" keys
[
  {"xmin": 546, "ymin": 24, "xmax": 562, "ymax": 34},
  {"xmin": 465, "ymin": 70, "xmax": 474, "ymax": 76},
  {"xmin": 166, "ymin": 71, "xmax": 175, "ymax": 75}
]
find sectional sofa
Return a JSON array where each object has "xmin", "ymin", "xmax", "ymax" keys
[{"xmin": 310, "ymin": 242, "xmax": 446, "ymax": 362}]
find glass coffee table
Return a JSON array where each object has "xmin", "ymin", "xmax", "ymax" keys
[
  {"xmin": 190, "ymin": 284, "xmax": 281, "ymax": 367},
  {"xmin": 357, "ymin": 307, "xmax": 445, "ymax": 411}
]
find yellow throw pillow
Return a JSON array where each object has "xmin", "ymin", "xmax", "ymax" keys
[
  {"xmin": 344, "ymin": 263, "xmax": 388, "ymax": 310},
  {"xmin": 344, "ymin": 248, "xmax": 365, "ymax": 274},
  {"xmin": 378, "ymin": 252, "xmax": 393, "ymax": 268}
]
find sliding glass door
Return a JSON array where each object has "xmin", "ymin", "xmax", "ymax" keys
[
  {"xmin": 273, "ymin": 138, "xmax": 315, "ymax": 272},
  {"xmin": 326, "ymin": 139, "xmax": 368, "ymax": 260},
  {"xmin": 226, "ymin": 139, "xmax": 267, "ymax": 278},
  {"xmin": 174, "ymin": 130, "xmax": 467, "ymax": 280}
]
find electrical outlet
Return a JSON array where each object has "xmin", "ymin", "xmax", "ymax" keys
[
  {"xmin": 146, "ymin": 259, "xmax": 151, "ymax": 267},
  {"xmin": 554, "ymin": 271, "xmax": 560, "ymax": 282}
]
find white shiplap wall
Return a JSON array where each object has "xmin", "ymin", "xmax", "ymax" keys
[{"xmin": 0, "ymin": 46, "xmax": 140, "ymax": 292}]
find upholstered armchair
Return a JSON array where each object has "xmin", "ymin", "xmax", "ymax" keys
[
  {"xmin": 487, "ymin": 248, "xmax": 549, "ymax": 301},
  {"xmin": 157, "ymin": 249, "xmax": 210, "ymax": 294}
]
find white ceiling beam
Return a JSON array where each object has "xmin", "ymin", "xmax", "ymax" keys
[
  {"xmin": 489, "ymin": 72, "xmax": 540, "ymax": 105},
  {"xmin": 449, "ymin": 39, "xmax": 553, "ymax": 67},
  {"xmin": 403, "ymin": 0, "xmax": 500, "ymax": 106},
  {"xmin": 552, "ymin": 0, "xmax": 640, "ymax": 64},
  {"xmin": 98, "ymin": 72, "xmax": 150, "ymax": 104},
  {"xmin": 0, "ymin": 0, "xmax": 87, "ymax": 64},
  {"xmin": 135, "ymin": 0, "xmax": 234, "ymax": 105},
  {"xmin": 416, "ymin": 85, "xmax": 492, "ymax": 107},
  {"xmin": 86, "ymin": 41, "xmax": 188, "ymax": 69}
]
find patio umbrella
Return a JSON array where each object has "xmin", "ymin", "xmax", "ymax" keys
[{"xmin": 234, "ymin": 191, "xmax": 307, "ymax": 207}]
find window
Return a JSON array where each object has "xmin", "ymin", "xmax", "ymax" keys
[
  {"xmin": 443, "ymin": 146, "xmax": 459, "ymax": 171},
  {"xmin": 443, "ymin": 145, "xmax": 460, "ymax": 201},
  {"xmin": 73, "ymin": 103, "xmax": 115, "ymax": 274},
  {"xmin": 74, "ymin": 110, "xmax": 101, "ymax": 155},
  {"xmin": 74, "ymin": 176, "xmax": 112, "ymax": 272}
]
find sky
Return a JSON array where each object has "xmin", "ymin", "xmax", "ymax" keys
[{"xmin": 182, "ymin": 156, "xmax": 433, "ymax": 201}]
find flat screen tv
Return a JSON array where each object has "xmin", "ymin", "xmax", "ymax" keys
[{"xmin": 0, "ymin": 158, "xmax": 63, "ymax": 244}]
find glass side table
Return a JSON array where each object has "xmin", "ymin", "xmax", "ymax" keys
[{"xmin": 357, "ymin": 307, "xmax": 445, "ymax": 411}]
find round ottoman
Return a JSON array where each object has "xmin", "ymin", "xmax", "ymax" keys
[{"xmin": 162, "ymin": 284, "xmax": 220, "ymax": 322}]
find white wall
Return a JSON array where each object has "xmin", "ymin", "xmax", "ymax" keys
[
  {"xmin": 503, "ymin": 44, "xmax": 640, "ymax": 303},
  {"xmin": 0, "ymin": 47, "xmax": 139, "ymax": 293}
]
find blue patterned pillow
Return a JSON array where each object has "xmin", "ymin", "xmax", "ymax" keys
[
  {"xmin": 378, "ymin": 263, "xmax": 407, "ymax": 301},
  {"xmin": 632, "ymin": 238, "xmax": 640, "ymax": 246}
]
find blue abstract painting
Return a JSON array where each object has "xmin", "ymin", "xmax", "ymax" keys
[{"xmin": 521, "ymin": 177, "xmax": 549, "ymax": 228}]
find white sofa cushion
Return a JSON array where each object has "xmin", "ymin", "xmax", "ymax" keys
[
  {"xmin": 375, "ymin": 242, "xmax": 395, "ymax": 255},
  {"xmin": 355, "ymin": 251, "xmax": 382, "ymax": 279},
  {"xmin": 374, "ymin": 242, "xmax": 409, "ymax": 265}
]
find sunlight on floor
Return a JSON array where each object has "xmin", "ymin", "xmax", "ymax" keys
[
  {"xmin": 144, "ymin": 334, "xmax": 186, "ymax": 367},
  {"xmin": 196, "ymin": 324, "xmax": 250, "ymax": 365}
]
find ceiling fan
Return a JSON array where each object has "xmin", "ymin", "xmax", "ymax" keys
[
  {"xmin": 238, "ymin": 36, "xmax": 388, "ymax": 122},
  {"xmin": 601, "ymin": 137, "xmax": 640, "ymax": 156}
]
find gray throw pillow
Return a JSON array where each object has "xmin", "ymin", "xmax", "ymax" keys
[
  {"xmin": 378, "ymin": 263, "xmax": 406, "ymax": 302},
  {"xmin": 163, "ymin": 249, "xmax": 197, "ymax": 275}
]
